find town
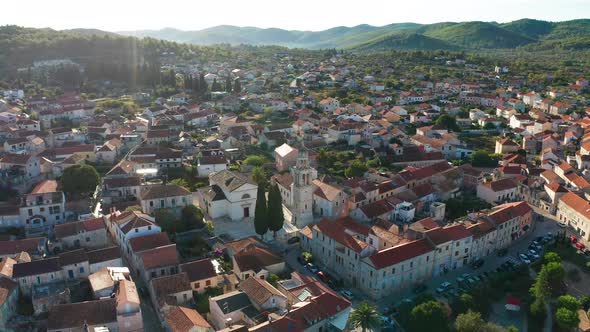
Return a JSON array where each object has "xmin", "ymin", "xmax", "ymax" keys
[{"xmin": 0, "ymin": 21, "xmax": 590, "ymax": 332}]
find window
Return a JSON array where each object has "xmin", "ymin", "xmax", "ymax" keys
[
  {"xmin": 79, "ymin": 267, "xmax": 84, "ymax": 274},
  {"xmin": 195, "ymin": 282, "xmax": 200, "ymax": 288},
  {"xmin": 183, "ymin": 293, "xmax": 188, "ymax": 300},
  {"xmin": 206, "ymin": 280, "xmax": 211, "ymax": 286},
  {"xmin": 410, "ymin": 262, "xmax": 413, "ymax": 268},
  {"xmin": 242, "ymin": 194, "xmax": 251, "ymax": 199},
  {"xmin": 171, "ymin": 198, "xmax": 176, "ymax": 206},
  {"xmin": 28, "ymin": 209, "xmax": 33, "ymax": 216},
  {"xmin": 150, "ymin": 201, "xmax": 154, "ymax": 207},
  {"xmin": 135, "ymin": 229, "xmax": 138, "ymax": 233},
  {"xmin": 160, "ymin": 200, "xmax": 165, "ymax": 208},
  {"xmin": 86, "ymin": 237, "xmax": 90, "ymax": 242},
  {"xmin": 455, "ymin": 251, "xmax": 459, "ymax": 256}
]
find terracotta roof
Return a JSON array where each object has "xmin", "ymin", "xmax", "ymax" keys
[
  {"xmin": 273, "ymin": 173, "xmax": 293, "ymax": 188},
  {"xmin": 47, "ymin": 299, "xmax": 116, "ymax": 330},
  {"xmin": 487, "ymin": 201, "xmax": 532, "ymax": 225},
  {"xmin": 545, "ymin": 183, "xmax": 568, "ymax": 193},
  {"xmin": 151, "ymin": 272, "xmax": 191, "ymax": 306},
  {"xmin": 225, "ymin": 237, "xmax": 266, "ymax": 255},
  {"xmin": 87, "ymin": 246, "xmax": 121, "ymax": 264},
  {"xmin": 558, "ymin": 192, "xmax": 590, "ymax": 221},
  {"xmin": 0, "ymin": 237, "xmax": 44, "ymax": 256},
  {"xmin": 484, "ymin": 178, "xmax": 517, "ymax": 192},
  {"xmin": 106, "ymin": 160, "xmax": 136, "ymax": 176},
  {"xmin": 210, "ymin": 170, "xmax": 256, "ymax": 192},
  {"xmin": 368, "ymin": 238, "xmax": 433, "ymax": 269},
  {"xmin": 0, "ymin": 153, "xmax": 34, "ymax": 164},
  {"xmin": 179, "ymin": 259, "xmax": 217, "ymax": 282},
  {"xmin": 165, "ymin": 305, "xmax": 212, "ymax": 331},
  {"xmin": 0, "ymin": 277, "xmax": 17, "ymax": 306},
  {"xmin": 58, "ymin": 249, "xmax": 88, "ymax": 266},
  {"xmin": 239, "ymin": 276, "xmax": 286, "ymax": 308},
  {"xmin": 54, "ymin": 217, "xmax": 105, "ymax": 239},
  {"xmin": 141, "ymin": 244, "xmax": 179, "ymax": 270},
  {"xmin": 129, "ymin": 232, "xmax": 171, "ymax": 253},
  {"xmin": 30, "ymin": 180, "xmax": 58, "ymax": 194},
  {"xmin": 140, "ymin": 184, "xmax": 191, "ymax": 200},
  {"xmin": 0, "ymin": 257, "xmax": 16, "ymax": 278},
  {"xmin": 498, "ymin": 138, "xmax": 518, "ymax": 146},
  {"xmin": 103, "ymin": 176, "xmax": 141, "ymax": 189},
  {"xmin": 234, "ymin": 246, "xmax": 283, "ymax": 273},
  {"xmin": 425, "ymin": 224, "xmax": 472, "ymax": 245},
  {"xmin": 359, "ymin": 199, "xmax": 395, "ymax": 219},
  {"xmin": 312, "ymin": 219, "xmax": 367, "ymax": 253},
  {"xmin": 312, "ymin": 180, "xmax": 343, "ymax": 201},
  {"xmin": 13, "ymin": 257, "xmax": 61, "ymax": 278}
]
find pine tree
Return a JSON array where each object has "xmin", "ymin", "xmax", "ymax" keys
[
  {"xmin": 254, "ymin": 185, "xmax": 268, "ymax": 239},
  {"xmin": 225, "ymin": 76, "xmax": 233, "ymax": 93},
  {"xmin": 267, "ymin": 183, "xmax": 285, "ymax": 237},
  {"xmin": 233, "ymin": 78, "xmax": 241, "ymax": 93}
]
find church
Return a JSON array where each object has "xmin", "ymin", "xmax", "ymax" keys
[{"xmin": 271, "ymin": 147, "xmax": 317, "ymax": 228}]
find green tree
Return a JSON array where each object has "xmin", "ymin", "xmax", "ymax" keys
[
  {"xmin": 452, "ymin": 293, "xmax": 476, "ymax": 316},
  {"xmin": 556, "ymin": 307, "xmax": 579, "ymax": 330},
  {"xmin": 233, "ymin": 78, "xmax": 241, "ymax": 93},
  {"xmin": 267, "ymin": 184, "xmax": 285, "ymax": 237},
  {"xmin": 348, "ymin": 301, "xmax": 380, "ymax": 332},
  {"xmin": 225, "ymin": 76, "xmax": 232, "ymax": 92},
  {"xmin": 243, "ymin": 155, "xmax": 265, "ymax": 167},
  {"xmin": 181, "ymin": 205, "xmax": 204, "ymax": 230},
  {"xmin": 254, "ymin": 186, "xmax": 268, "ymax": 238},
  {"xmin": 544, "ymin": 261, "xmax": 565, "ymax": 294},
  {"xmin": 61, "ymin": 164, "xmax": 100, "ymax": 197},
  {"xmin": 544, "ymin": 252, "xmax": 561, "ymax": 264},
  {"xmin": 454, "ymin": 310, "xmax": 485, "ymax": 332},
  {"xmin": 471, "ymin": 150, "xmax": 499, "ymax": 167},
  {"xmin": 436, "ymin": 114, "xmax": 460, "ymax": 132},
  {"xmin": 409, "ymin": 301, "xmax": 449, "ymax": 332},
  {"xmin": 251, "ymin": 166, "xmax": 267, "ymax": 187},
  {"xmin": 557, "ymin": 295, "xmax": 581, "ymax": 311},
  {"xmin": 155, "ymin": 208, "xmax": 181, "ymax": 233},
  {"xmin": 267, "ymin": 274, "xmax": 280, "ymax": 286},
  {"xmin": 484, "ymin": 122, "xmax": 497, "ymax": 130},
  {"xmin": 345, "ymin": 159, "xmax": 368, "ymax": 178},
  {"xmin": 170, "ymin": 178, "xmax": 189, "ymax": 188}
]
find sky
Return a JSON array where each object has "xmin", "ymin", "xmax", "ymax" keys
[{"xmin": 3, "ymin": 0, "xmax": 589, "ymax": 32}]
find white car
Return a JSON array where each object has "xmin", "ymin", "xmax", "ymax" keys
[
  {"xmin": 519, "ymin": 253, "xmax": 531, "ymax": 264},
  {"xmin": 558, "ymin": 222, "xmax": 567, "ymax": 228},
  {"xmin": 436, "ymin": 281, "xmax": 452, "ymax": 293}
]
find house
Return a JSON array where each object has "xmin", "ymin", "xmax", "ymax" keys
[
  {"xmin": 59, "ymin": 249, "xmax": 90, "ymax": 280},
  {"xmin": 0, "ymin": 153, "xmax": 41, "ymax": 179},
  {"xmin": 557, "ymin": 192, "xmax": 590, "ymax": 242},
  {"xmin": 495, "ymin": 138, "xmax": 519, "ymax": 154},
  {"xmin": 19, "ymin": 180, "xmax": 66, "ymax": 234},
  {"xmin": 233, "ymin": 245, "xmax": 285, "ymax": 280},
  {"xmin": 87, "ymin": 246, "xmax": 123, "ymax": 274},
  {"xmin": 312, "ymin": 179, "xmax": 348, "ymax": 218},
  {"xmin": 0, "ymin": 237, "xmax": 46, "ymax": 259},
  {"xmin": 477, "ymin": 178, "xmax": 519, "ymax": 204},
  {"xmin": 138, "ymin": 244, "xmax": 180, "ymax": 282},
  {"xmin": 53, "ymin": 217, "xmax": 107, "ymax": 250},
  {"xmin": 0, "ymin": 277, "xmax": 18, "ymax": 327},
  {"xmin": 140, "ymin": 184, "xmax": 193, "ymax": 216},
  {"xmin": 238, "ymin": 276, "xmax": 287, "ymax": 311},
  {"xmin": 197, "ymin": 154, "xmax": 227, "ymax": 177},
  {"xmin": 197, "ymin": 170, "xmax": 258, "ymax": 221},
  {"xmin": 102, "ymin": 176, "xmax": 142, "ymax": 204},
  {"xmin": 106, "ymin": 210, "xmax": 161, "ymax": 249},
  {"xmin": 179, "ymin": 259, "xmax": 219, "ymax": 294},
  {"xmin": 47, "ymin": 299, "xmax": 118, "ymax": 332},
  {"xmin": 274, "ymin": 143, "xmax": 298, "ymax": 172},
  {"xmin": 164, "ymin": 305, "xmax": 214, "ymax": 332},
  {"xmin": 150, "ymin": 272, "xmax": 192, "ymax": 315},
  {"xmin": 13, "ymin": 257, "xmax": 64, "ymax": 296},
  {"xmin": 209, "ymin": 291, "xmax": 263, "ymax": 330},
  {"xmin": 319, "ymin": 98, "xmax": 339, "ymax": 113}
]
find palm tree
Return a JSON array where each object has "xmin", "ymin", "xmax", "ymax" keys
[{"xmin": 348, "ymin": 301, "xmax": 381, "ymax": 332}]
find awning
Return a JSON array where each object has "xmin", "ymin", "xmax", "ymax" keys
[{"xmin": 330, "ymin": 307, "xmax": 352, "ymax": 331}]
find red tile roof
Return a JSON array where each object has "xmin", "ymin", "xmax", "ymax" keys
[
  {"xmin": 368, "ymin": 238, "xmax": 433, "ymax": 269},
  {"xmin": 179, "ymin": 259, "xmax": 217, "ymax": 282},
  {"xmin": 141, "ymin": 244, "xmax": 179, "ymax": 270}
]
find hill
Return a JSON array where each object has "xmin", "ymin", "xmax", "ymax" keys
[
  {"xmin": 118, "ymin": 19, "xmax": 590, "ymax": 51},
  {"xmin": 352, "ymin": 32, "xmax": 457, "ymax": 51}
]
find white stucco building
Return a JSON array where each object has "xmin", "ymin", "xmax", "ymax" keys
[{"xmin": 198, "ymin": 170, "xmax": 257, "ymax": 221}]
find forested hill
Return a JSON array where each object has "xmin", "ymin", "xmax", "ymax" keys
[{"xmin": 118, "ymin": 18, "xmax": 590, "ymax": 51}]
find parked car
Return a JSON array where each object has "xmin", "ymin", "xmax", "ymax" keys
[
  {"xmin": 528, "ymin": 250, "xmax": 540, "ymax": 260},
  {"xmin": 583, "ymin": 249, "xmax": 590, "ymax": 256},
  {"xmin": 558, "ymin": 222, "xmax": 567, "ymax": 228},
  {"xmin": 436, "ymin": 282, "xmax": 452, "ymax": 293},
  {"xmin": 340, "ymin": 289, "xmax": 354, "ymax": 301},
  {"xmin": 519, "ymin": 254, "xmax": 531, "ymax": 264},
  {"xmin": 472, "ymin": 259, "xmax": 484, "ymax": 269},
  {"xmin": 287, "ymin": 237, "xmax": 300, "ymax": 244},
  {"xmin": 297, "ymin": 256, "xmax": 306, "ymax": 265},
  {"xmin": 306, "ymin": 263, "xmax": 318, "ymax": 273},
  {"xmin": 413, "ymin": 284, "xmax": 428, "ymax": 294},
  {"xmin": 569, "ymin": 235, "xmax": 578, "ymax": 243},
  {"xmin": 317, "ymin": 271, "xmax": 330, "ymax": 283},
  {"xmin": 575, "ymin": 242, "xmax": 586, "ymax": 250}
]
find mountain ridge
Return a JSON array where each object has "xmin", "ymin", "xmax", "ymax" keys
[{"xmin": 115, "ymin": 18, "xmax": 590, "ymax": 50}]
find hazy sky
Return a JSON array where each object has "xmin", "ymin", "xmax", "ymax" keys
[{"xmin": 3, "ymin": 0, "xmax": 589, "ymax": 31}]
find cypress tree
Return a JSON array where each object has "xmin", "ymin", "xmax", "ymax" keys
[
  {"xmin": 268, "ymin": 183, "xmax": 285, "ymax": 237},
  {"xmin": 225, "ymin": 76, "xmax": 233, "ymax": 92},
  {"xmin": 233, "ymin": 79, "xmax": 241, "ymax": 93},
  {"xmin": 254, "ymin": 185, "xmax": 268, "ymax": 239}
]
